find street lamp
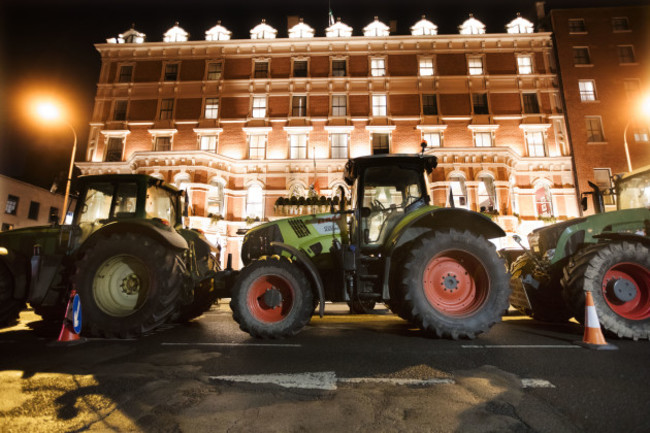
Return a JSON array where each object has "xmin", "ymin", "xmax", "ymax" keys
[
  {"xmin": 623, "ymin": 95, "xmax": 650, "ymax": 172},
  {"xmin": 35, "ymin": 101, "xmax": 78, "ymax": 225}
]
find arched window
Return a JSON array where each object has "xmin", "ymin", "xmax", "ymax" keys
[
  {"xmin": 289, "ymin": 183, "xmax": 307, "ymax": 198},
  {"xmin": 449, "ymin": 175, "xmax": 468, "ymax": 209},
  {"xmin": 534, "ymin": 183, "xmax": 554, "ymax": 218},
  {"xmin": 478, "ymin": 174, "xmax": 497, "ymax": 211},
  {"xmin": 246, "ymin": 184, "xmax": 264, "ymax": 218}
]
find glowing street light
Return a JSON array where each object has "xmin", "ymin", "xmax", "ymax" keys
[
  {"xmin": 34, "ymin": 100, "xmax": 78, "ymax": 225},
  {"xmin": 623, "ymin": 95, "xmax": 650, "ymax": 172}
]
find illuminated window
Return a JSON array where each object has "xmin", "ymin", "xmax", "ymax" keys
[
  {"xmin": 634, "ymin": 125, "xmax": 649, "ymax": 143},
  {"xmin": 473, "ymin": 93, "xmax": 489, "ymax": 114},
  {"xmin": 477, "ymin": 175, "xmax": 497, "ymax": 211},
  {"xmin": 535, "ymin": 184, "xmax": 553, "ymax": 218},
  {"xmin": 612, "ymin": 17, "xmax": 630, "ymax": 31},
  {"xmin": 578, "ymin": 80, "xmax": 597, "ymax": 101},
  {"xmin": 506, "ymin": 14, "xmax": 534, "ymax": 33},
  {"xmin": 568, "ymin": 19, "xmax": 586, "ymax": 33},
  {"xmin": 291, "ymin": 96, "xmax": 307, "ymax": 117},
  {"xmin": 617, "ymin": 45, "xmax": 636, "ymax": 64},
  {"xmin": 526, "ymin": 131, "xmax": 546, "ymax": 157},
  {"xmin": 372, "ymin": 95, "xmax": 387, "ymax": 116},
  {"xmin": 517, "ymin": 55, "xmax": 533, "ymax": 74},
  {"xmin": 199, "ymin": 135, "xmax": 218, "ymax": 152},
  {"xmin": 289, "ymin": 134, "xmax": 308, "ymax": 159},
  {"xmin": 422, "ymin": 132, "xmax": 442, "ymax": 148},
  {"xmin": 204, "ymin": 98, "xmax": 219, "ymax": 119},
  {"xmin": 449, "ymin": 176, "xmax": 468, "ymax": 208},
  {"xmin": 332, "ymin": 95, "xmax": 347, "ymax": 116},
  {"xmin": 372, "ymin": 133, "xmax": 390, "ymax": 154},
  {"xmin": 332, "ymin": 59, "xmax": 347, "ymax": 77},
  {"xmin": 105, "ymin": 137, "xmax": 124, "ymax": 162},
  {"xmin": 468, "ymin": 57, "xmax": 484, "ymax": 75},
  {"xmin": 252, "ymin": 96, "xmax": 267, "ymax": 118},
  {"xmin": 293, "ymin": 60, "xmax": 308, "ymax": 77},
  {"xmin": 159, "ymin": 99, "xmax": 174, "ymax": 120},
  {"xmin": 5, "ymin": 195, "xmax": 18, "ymax": 215},
  {"xmin": 254, "ymin": 61, "xmax": 269, "ymax": 78},
  {"xmin": 573, "ymin": 47, "xmax": 591, "ymax": 65},
  {"xmin": 363, "ymin": 17, "xmax": 390, "ymax": 37},
  {"xmin": 113, "ymin": 100, "xmax": 128, "ymax": 121},
  {"xmin": 585, "ymin": 117, "xmax": 605, "ymax": 142},
  {"xmin": 326, "ymin": 19, "xmax": 353, "ymax": 37},
  {"xmin": 330, "ymin": 133, "xmax": 349, "ymax": 158},
  {"xmin": 419, "ymin": 58, "xmax": 434, "ymax": 76},
  {"xmin": 163, "ymin": 23, "xmax": 188, "ymax": 42},
  {"xmin": 523, "ymin": 93, "xmax": 540, "ymax": 113},
  {"xmin": 250, "ymin": 20, "xmax": 277, "ymax": 39},
  {"xmin": 249, "ymin": 135, "xmax": 266, "ymax": 159},
  {"xmin": 246, "ymin": 185, "xmax": 264, "ymax": 218},
  {"xmin": 118, "ymin": 65, "xmax": 133, "ymax": 82},
  {"xmin": 164, "ymin": 64, "xmax": 179, "ymax": 81},
  {"xmin": 474, "ymin": 131, "xmax": 493, "ymax": 147},
  {"xmin": 371, "ymin": 58, "xmax": 386, "ymax": 76},
  {"xmin": 422, "ymin": 94, "xmax": 438, "ymax": 115},
  {"xmin": 205, "ymin": 22, "xmax": 232, "ymax": 41},
  {"xmin": 411, "ymin": 16, "xmax": 438, "ymax": 36},
  {"xmin": 154, "ymin": 136, "xmax": 172, "ymax": 151},
  {"xmin": 288, "ymin": 20, "xmax": 315, "ymax": 38},
  {"xmin": 459, "ymin": 15, "xmax": 486, "ymax": 35},
  {"xmin": 207, "ymin": 179, "xmax": 225, "ymax": 216},
  {"xmin": 207, "ymin": 62, "xmax": 222, "ymax": 80}
]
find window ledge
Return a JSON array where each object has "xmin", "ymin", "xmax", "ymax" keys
[
  {"xmin": 587, "ymin": 141, "xmax": 608, "ymax": 145},
  {"xmin": 574, "ymin": 64, "xmax": 594, "ymax": 68}
]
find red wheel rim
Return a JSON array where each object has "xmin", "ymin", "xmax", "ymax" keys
[
  {"xmin": 422, "ymin": 250, "xmax": 489, "ymax": 316},
  {"xmin": 602, "ymin": 263, "xmax": 650, "ymax": 320},
  {"xmin": 247, "ymin": 275, "xmax": 295, "ymax": 323}
]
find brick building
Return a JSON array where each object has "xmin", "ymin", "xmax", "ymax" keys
[
  {"xmin": 550, "ymin": 6, "xmax": 650, "ymax": 213},
  {"xmin": 0, "ymin": 174, "xmax": 64, "ymax": 231},
  {"xmin": 78, "ymin": 15, "xmax": 580, "ymax": 267}
]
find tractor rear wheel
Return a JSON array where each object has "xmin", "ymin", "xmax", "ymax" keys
[
  {"xmin": 230, "ymin": 256, "xmax": 313, "ymax": 339},
  {"xmin": 562, "ymin": 242, "xmax": 650, "ymax": 340},
  {"xmin": 74, "ymin": 233, "xmax": 186, "ymax": 338},
  {"xmin": 0, "ymin": 262, "xmax": 23, "ymax": 327},
  {"xmin": 399, "ymin": 230, "xmax": 510, "ymax": 339},
  {"xmin": 509, "ymin": 255, "xmax": 573, "ymax": 322}
]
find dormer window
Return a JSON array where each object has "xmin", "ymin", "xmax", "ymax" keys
[
  {"xmin": 163, "ymin": 22, "xmax": 189, "ymax": 42},
  {"xmin": 250, "ymin": 19, "xmax": 277, "ymax": 39},
  {"xmin": 506, "ymin": 13, "xmax": 534, "ymax": 34},
  {"xmin": 410, "ymin": 16, "xmax": 438, "ymax": 36},
  {"xmin": 363, "ymin": 17, "xmax": 390, "ymax": 37},
  {"xmin": 107, "ymin": 26, "xmax": 145, "ymax": 44},
  {"xmin": 288, "ymin": 18, "xmax": 314, "ymax": 38},
  {"xmin": 326, "ymin": 18, "xmax": 353, "ymax": 37},
  {"xmin": 459, "ymin": 14, "xmax": 486, "ymax": 35},
  {"xmin": 205, "ymin": 21, "xmax": 232, "ymax": 41}
]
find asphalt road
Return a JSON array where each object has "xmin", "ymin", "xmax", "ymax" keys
[{"xmin": 1, "ymin": 303, "xmax": 649, "ymax": 433}]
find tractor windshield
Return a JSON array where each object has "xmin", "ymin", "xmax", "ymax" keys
[{"xmin": 617, "ymin": 170, "xmax": 650, "ymax": 210}]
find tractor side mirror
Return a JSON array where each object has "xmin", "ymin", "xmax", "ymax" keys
[{"xmin": 580, "ymin": 195, "xmax": 589, "ymax": 212}]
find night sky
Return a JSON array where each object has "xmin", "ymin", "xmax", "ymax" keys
[{"xmin": 0, "ymin": 0, "xmax": 644, "ymax": 189}]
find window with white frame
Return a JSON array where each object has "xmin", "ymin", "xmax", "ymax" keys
[
  {"xmin": 207, "ymin": 62, "xmax": 223, "ymax": 80},
  {"xmin": 332, "ymin": 95, "xmax": 347, "ymax": 116},
  {"xmin": 372, "ymin": 133, "xmax": 390, "ymax": 154},
  {"xmin": 526, "ymin": 131, "xmax": 546, "ymax": 157},
  {"xmin": 422, "ymin": 131, "xmax": 442, "ymax": 148},
  {"xmin": 207, "ymin": 179, "xmax": 225, "ymax": 216},
  {"xmin": 199, "ymin": 135, "xmax": 218, "ymax": 152},
  {"xmin": 568, "ymin": 18, "xmax": 586, "ymax": 33},
  {"xmin": 154, "ymin": 136, "xmax": 172, "ymax": 151},
  {"xmin": 477, "ymin": 174, "xmax": 497, "ymax": 211},
  {"xmin": 372, "ymin": 95, "xmax": 387, "ymax": 116},
  {"xmin": 113, "ymin": 100, "xmax": 128, "ymax": 121},
  {"xmin": 517, "ymin": 55, "xmax": 533, "ymax": 74},
  {"xmin": 535, "ymin": 184, "xmax": 553, "ymax": 217},
  {"xmin": 118, "ymin": 65, "xmax": 133, "ymax": 83},
  {"xmin": 468, "ymin": 57, "xmax": 484, "ymax": 75},
  {"xmin": 634, "ymin": 124, "xmax": 649, "ymax": 143},
  {"xmin": 617, "ymin": 45, "xmax": 636, "ymax": 64},
  {"xmin": 291, "ymin": 95, "xmax": 307, "ymax": 117},
  {"xmin": 254, "ymin": 60, "xmax": 269, "ymax": 78},
  {"xmin": 578, "ymin": 80, "xmax": 597, "ymax": 102},
  {"xmin": 105, "ymin": 137, "xmax": 124, "ymax": 162},
  {"xmin": 474, "ymin": 131, "xmax": 493, "ymax": 147},
  {"xmin": 5, "ymin": 195, "xmax": 19, "ymax": 215},
  {"xmin": 248, "ymin": 134, "xmax": 266, "ymax": 159},
  {"xmin": 289, "ymin": 134, "xmax": 308, "ymax": 159},
  {"xmin": 449, "ymin": 176, "xmax": 468, "ymax": 208},
  {"xmin": 164, "ymin": 63, "xmax": 179, "ymax": 81},
  {"xmin": 422, "ymin": 94, "xmax": 438, "ymax": 115},
  {"xmin": 246, "ymin": 185, "xmax": 264, "ymax": 219},
  {"xmin": 252, "ymin": 96, "xmax": 267, "ymax": 118},
  {"xmin": 612, "ymin": 17, "xmax": 630, "ymax": 31},
  {"xmin": 593, "ymin": 168, "xmax": 615, "ymax": 205},
  {"xmin": 204, "ymin": 98, "xmax": 219, "ymax": 119},
  {"xmin": 159, "ymin": 98, "xmax": 174, "ymax": 120},
  {"xmin": 585, "ymin": 117, "xmax": 605, "ymax": 142},
  {"xmin": 573, "ymin": 47, "xmax": 591, "ymax": 65},
  {"xmin": 293, "ymin": 60, "xmax": 308, "ymax": 77},
  {"xmin": 419, "ymin": 58, "xmax": 434, "ymax": 76},
  {"xmin": 522, "ymin": 93, "xmax": 540, "ymax": 113},
  {"xmin": 332, "ymin": 59, "xmax": 347, "ymax": 77},
  {"xmin": 371, "ymin": 58, "xmax": 386, "ymax": 77},
  {"xmin": 330, "ymin": 133, "xmax": 349, "ymax": 158},
  {"xmin": 472, "ymin": 93, "xmax": 489, "ymax": 114}
]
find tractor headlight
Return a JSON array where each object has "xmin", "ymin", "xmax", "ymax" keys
[{"xmin": 543, "ymin": 248, "xmax": 556, "ymax": 261}]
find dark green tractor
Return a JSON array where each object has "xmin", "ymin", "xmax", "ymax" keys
[
  {"xmin": 510, "ymin": 166, "xmax": 650, "ymax": 339},
  {"xmin": 230, "ymin": 153, "xmax": 511, "ymax": 339},
  {"xmin": 0, "ymin": 174, "xmax": 219, "ymax": 337}
]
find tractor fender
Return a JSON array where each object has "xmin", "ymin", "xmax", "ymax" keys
[
  {"xmin": 380, "ymin": 207, "xmax": 506, "ymax": 299},
  {"xmin": 593, "ymin": 232, "xmax": 650, "ymax": 247},
  {"xmin": 80, "ymin": 220, "xmax": 188, "ymax": 254},
  {"xmin": 270, "ymin": 241, "xmax": 325, "ymax": 318}
]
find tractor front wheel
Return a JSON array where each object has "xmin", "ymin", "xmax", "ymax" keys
[
  {"xmin": 399, "ymin": 230, "xmax": 510, "ymax": 339},
  {"xmin": 230, "ymin": 256, "xmax": 313, "ymax": 339},
  {"xmin": 562, "ymin": 242, "xmax": 650, "ymax": 340},
  {"xmin": 74, "ymin": 233, "xmax": 186, "ymax": 338}
]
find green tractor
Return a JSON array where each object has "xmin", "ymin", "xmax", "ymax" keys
[
  {"xmin": 230, "ymin": 152, "xmax": 511, "ymax": 339},
  {"xmin": 0, "ymin": 174, "xmax": 220, "ymax": 337},
  {"xmin": 510, "ymin": 165, "xmax": 650, "ymax": 339}
]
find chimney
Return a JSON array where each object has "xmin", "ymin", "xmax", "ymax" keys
[{"xmin": 536, "ymin": 2, "xmax": 546, "ymax": 20}]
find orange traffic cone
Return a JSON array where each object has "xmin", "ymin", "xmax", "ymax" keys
[
  {"xmin": 56, "ymin": 289, "xmax": 84, "ymax": 344},
  {"xmin": 575, "ymin": 291, "xmax": 617, "ymax": 350}
]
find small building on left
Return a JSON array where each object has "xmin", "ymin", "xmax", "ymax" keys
[{"xmin": 0, "ymin": 174, "xmax": 65, "ymax": 231}]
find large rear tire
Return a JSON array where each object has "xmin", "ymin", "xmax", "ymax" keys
[
  {"xmin": 74, "ymin": 233, "xmax": 186, "ymax": 338},
  {"xmin": 399, "ymin": 230, "xmax": 510, "ymax": 339},
  {"xmin": 509, "ymin": 255, "xmax": 572, "ymax": 322},
  {"xmin": 230, "ymin": 256, "xmax": 313, "ymax": 339},
  {"xmin": 0, "ymin": 262, "xmax": 23, "ymax": 328},
  {"xmin": 562, "ymin": 242, "xmax": 650, "ymax": 340}
]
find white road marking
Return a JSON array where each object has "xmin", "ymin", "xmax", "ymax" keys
[
  {"xmin": 521, "ymin": 379, "xmax": 556, "ymax": 388},
  {"xmin": 339, "ymin": 377, "xmax": 455, "ymax": 386},
  {"xmin": 462, "ymin": 344, "xmax": 581, "ymax": 349},
  {"xmin": 162, "ymin": 342, "xmax": 302, "ymax": 348},
  {"xmin": 211, "ymin": 371, "xmax": 337, "ymax": 391}
]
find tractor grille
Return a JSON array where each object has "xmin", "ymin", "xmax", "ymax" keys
[
  {"xmin": 288, "ymin": 219, "xmax": 311, "ymax": 238},
  {"xmin": 241, "ymin": 224, "xmax": 283, "ymax": 265}
]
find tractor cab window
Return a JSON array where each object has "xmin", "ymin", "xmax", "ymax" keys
[
  {"xmin": 618, "ymin": 172, "xmax": 650, "ymax": 210},
  {"xmin": 114, "ymin": 183, "xmax": 138, "ymax": 217},
  {"xmin": 360, "ymin": 166, "xmax": 423, "ymax": 247},
  {"xmin": 146, "ymin": 185, "xmax": 177, "ymax": 224},
  {"xmin": 78, "ymin": 183, "xmax": 113, "ymax": 224}
]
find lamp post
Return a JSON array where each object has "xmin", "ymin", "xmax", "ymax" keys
[{"xmin": 35, "ymin": 101, "xmax": 78, "ymax": 225}]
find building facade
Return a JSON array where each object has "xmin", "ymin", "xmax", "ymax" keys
[
  {"xmin": 551, "ymin": 6, "xmax": 650, "ymax": 213},
  {"xmin": 0, "ymin": 174, "xmax": 64, "ymax": 231},
  {"xmin": 78, "ymin": 15, "xmax": 580, "ymax": 267}
]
